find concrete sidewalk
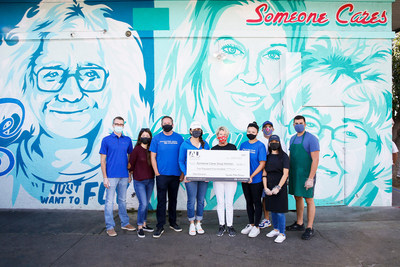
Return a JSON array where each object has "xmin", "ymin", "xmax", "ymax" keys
[{"xmin": 1, "ymin": 204, "xmax": 400, "ymax": 267}]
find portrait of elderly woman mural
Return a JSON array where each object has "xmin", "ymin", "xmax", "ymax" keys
[
  {"xmin": 0, "ymin": 0, "xmax": 149, "ymax": 207},
  {"xmin": 155, "ymin": 0, "xmax": 306, "ymax": 138},
  {"xmin": 284, "ymin": 35, "xmax": 392, "ymax": 206}
]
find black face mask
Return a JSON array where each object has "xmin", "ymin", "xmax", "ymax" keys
[
  {"xmin": 191, "ymin": 130, "xmax": 202, "ymax": 138},
  {"xmin": 270, "ymin": 143, "xmax": 280, "ymax": 151},
  {"xmin": 162, "ymin": 124, "xmax": 173, "ymax": 132},
  {"xmin": 247, "ymin": 134, "xmax": 257, "ymax": 140},
  {"xmin": 140, "ymin": 137, "xmax": 151, "ymax": 144}
]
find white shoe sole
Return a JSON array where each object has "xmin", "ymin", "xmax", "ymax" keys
[
  {"xmin": 121, "ymin": 226, "xmax": 136, "ymax": 231},
  {"xmin": 169, "ymin": 226, "xmax": 183, "ymax": 232},
  {"xmin": 275, "ymin": 237, "xmax": 286, "ymax": 243},
  {"xmin": 152, "ymin": 230, "xmax": 164, "ymax": 238}
]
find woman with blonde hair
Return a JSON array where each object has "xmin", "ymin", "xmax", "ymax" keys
[{"xmin": 211, "ymin": 126, "xmax": 238, "ymax": 237}]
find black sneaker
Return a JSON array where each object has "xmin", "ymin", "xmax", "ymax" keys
[
  {"xmin": 169, "ymin": 223, "xmax": 183, "ymax": 232},
  {"xmin": 217, "ymin": 225, "xmax": 225, "ymax": 237},
  {"xmin": 301, "ymin": 227, "xmax": 314, "ymax": 240},
  {"xmin": 153, "ymin": 227, "xmax": 164, "ymax": 238},
  {"xmin": 142, "ymin": 225, "xmax": 154, "ymax": 232},
  {"xmin": 286, "ymin": 221, "xmax": 305, "ymax": 231},
  {"xmin": 227, "ymin": 226, "xmax": 236, "ymax": 237},
  {"xmin": 137, "ymin": 228, "xmax": 145, "ymax": 238}
]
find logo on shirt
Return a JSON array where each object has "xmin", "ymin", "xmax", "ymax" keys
[
  {"xmin": 160, "ymin": 140, "xmax": 179, "ymax": 145},
  {"xmin": 241, "ymin": 148, "xmax": 256, "ymax": 154}
]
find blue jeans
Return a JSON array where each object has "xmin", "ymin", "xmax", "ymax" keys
[
  {"xmin": 185, "ymin": 181, "xmax": 208, "ymax": 221},
  {"xmin": 133, "ymin": 179, "xmax": 154, "ymax": 226},
  {"xmin": 104, "ymin": 178, "xmax": 130, "ymax": 230},
  {"xmin": 271, "ymin": 212, "xmax": 286, "ymax": 234}
]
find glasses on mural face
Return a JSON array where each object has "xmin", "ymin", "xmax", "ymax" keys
[
  {"xmin": 35, "ymin": 66, "xmax": 109, "ymax": 92},
  {"xmin": 290, "ymin": 115, "xmax": 370, "ymax": 149}
]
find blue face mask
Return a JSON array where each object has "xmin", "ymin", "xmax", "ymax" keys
[
  {"xmin": 114, "ymin": 126, "xmax": 124, "ymax": 134},
  {"xmin": 294, "ymin": 124, "xmax": 305, "ymax": 133},
  {"xmin": 263, "ymin": 128, "xmax": 273, "ymax": 136}
]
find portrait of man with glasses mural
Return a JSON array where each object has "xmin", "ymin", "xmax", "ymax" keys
[{"xmin": 0, "ymin": 0, "xmax": 150, "ymax": 208}]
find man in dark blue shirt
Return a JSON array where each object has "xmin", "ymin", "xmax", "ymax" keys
[{"xmin": 100, "ymin": 116, "xmax": 135, "ymax": 237}]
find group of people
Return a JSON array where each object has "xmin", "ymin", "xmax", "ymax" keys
[{"xmin": 99, "ymin": 115, "xmax": 320, "ymax": 243}]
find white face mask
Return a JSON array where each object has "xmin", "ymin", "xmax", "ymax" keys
[{"xmin": 114, "ymin": 126, "xmax": 123, "ymax": 134}]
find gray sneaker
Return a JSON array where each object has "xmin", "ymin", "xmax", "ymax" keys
[
  {"xmin": 217, "ymin": 225, "xmax": 225, "ymax": 237},
  {"xmin": 227, "ymin": 226, "xmax": 236, "ymax": 237}
]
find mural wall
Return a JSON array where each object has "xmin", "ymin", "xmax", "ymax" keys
[{"xmin": 0, "ymin": 0, "xmax": 393, "ymax": 210}]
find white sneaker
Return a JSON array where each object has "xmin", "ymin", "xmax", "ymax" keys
[
  {"xmin": 241, "ymin": 224, "xmax": 253, "ymax": 235},
  {"xmin": 189, "ymin": 223, "xmax": 196, "ymax": 236},
  {"xmin": 195, "ymin": 222, "xmax": 205, "ymax": 234},
  {"xmin": 274, "ymin": 234, "xmax": 286, "ymax": 243},
  {"xmin": 248, "ymin": 226, "xmax": 260, "ymax": 238},
  {"xmin": 259, "ymin": 219, "xmax": 271, "ymax": 229},
  {"xmin": 266, "ymin": 229, "xmax": 280, "ymax": 238}
]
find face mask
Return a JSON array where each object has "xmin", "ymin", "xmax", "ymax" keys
[
  {"xmin": 162, "ymin": 124, "xmax": 173, "ymax": 132},
  {"xmin": 140, "ymin": 137, "xmax": 150, "ymax": 144},
  {"xmin": 114, "ymin": 126, "xmax": 123, "ymax": 134},
  {"xmin": 294, "ymin": 124, "xmax": 305, "ymax": 133},
  {"xmin": 217, "ymin": 136, "xmax": 227, "ymax": 143},
  {"xmin": 192, "ymin": 130, "xmax": 202, "ymax": 138},
  {"xmin": 270, "ymin": 143, "xmax": 280, "ymax": 151},
  {"xmin": 263, "ymin": 128, "xmax": 273, "ymax": 136},
  {"xmin": 247, "ymin": 134, "xmax": 257, "ymax": 140}
]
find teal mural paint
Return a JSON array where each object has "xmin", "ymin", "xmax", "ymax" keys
[
  {"xmin": 132, "ymin": 8, "xmax": 170, "ymax": 30},
  {"xmin": 0, "ymin": 0, "xmax": 394, "ymax": 210}
]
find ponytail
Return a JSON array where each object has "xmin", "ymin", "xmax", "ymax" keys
[{"xmin": 199, "ymin": 134, "xmax": 205, "ymax": 148}]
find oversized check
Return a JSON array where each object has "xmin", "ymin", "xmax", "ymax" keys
[{"xmin": 186, "ymin": 150, "xmax": 250, "ymax": 182}]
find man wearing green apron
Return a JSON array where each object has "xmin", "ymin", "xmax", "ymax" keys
[{"xmin": 286, "ymin": 115, "xmax": 320, "ymax": 240}]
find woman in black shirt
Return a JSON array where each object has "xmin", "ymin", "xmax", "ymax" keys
[{"xmin": 262, "ymin": 135, "xmax": 289, "ymax": 243}]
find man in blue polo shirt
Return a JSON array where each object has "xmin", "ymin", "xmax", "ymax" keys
[
  {"xmin": 286, "ymin": 115, "xmax": 320, "ymax": 240},
  {"xmin": 150, "ymin": 116, "xmax": 184, "ymax": 238},
  {"xmin": 100, "ymin": 116, "xmax": 135, "ymax": 237}
]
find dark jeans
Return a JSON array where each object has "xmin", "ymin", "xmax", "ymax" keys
[
  {"xmin": 242, "ymin": 182, "xmax": 263, "ymax": 226},
  {"xmin": 156, "ymin": 175, "xmax": 180, "ymax": 228}
]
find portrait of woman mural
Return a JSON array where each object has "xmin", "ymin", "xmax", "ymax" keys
[{"xmin": 155, "ymin": 0, "xmax": 306, "ymax": 139}]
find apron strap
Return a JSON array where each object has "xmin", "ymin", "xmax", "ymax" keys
[{"xmin": 290, "ymin": 131, "xmax": 307, "ymax": 146}]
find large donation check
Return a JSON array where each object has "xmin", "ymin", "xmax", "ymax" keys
[{"xmin": 186, "ymin": 150, "xmax": 250, "ymax": 182}]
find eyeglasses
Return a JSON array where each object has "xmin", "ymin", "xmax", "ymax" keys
[
  {"xmin": 35, "ymin": 66, "xmax": 109, "ymax": 92},
  {"xmin": 290, "ymin": 115, "xmax": 372, "ymax": 149},
  {"xmin": 141, "ymin": 128, "xmax": 150, "ymax": 131}
]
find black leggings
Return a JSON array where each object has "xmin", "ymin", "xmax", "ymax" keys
[{"xmin": 242, "ymin": 182, "xmax": 263, "ymax": 226}]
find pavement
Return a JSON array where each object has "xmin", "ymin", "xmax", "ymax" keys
[{"xmin": 1, "ymin": 191, "xmax": 400, "ymax": 267}]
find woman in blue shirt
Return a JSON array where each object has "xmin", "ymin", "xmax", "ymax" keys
[
  {"xmin": 179, "ymin": 121, "xmax": 210, "ymax": 236},
  {"xmin": 239, "ymin": 122, "xmax": 267, "ymax": 238}
]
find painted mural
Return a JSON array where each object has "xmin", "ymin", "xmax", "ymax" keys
[{"xmin": 0, "ymin": 0, "xmax": 393, "ymax": 210}]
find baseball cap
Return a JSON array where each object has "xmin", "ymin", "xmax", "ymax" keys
[
  {"xmin": 262, "ymin": 121, "xmax": 273, "ymax": 128},
  {"xmin": 269, "ymin": 135, "xmax": 280, "ymax": 142},
  {"xmin": 190, "ymin": 121, "xmax": 202, "ymax": 130}
]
